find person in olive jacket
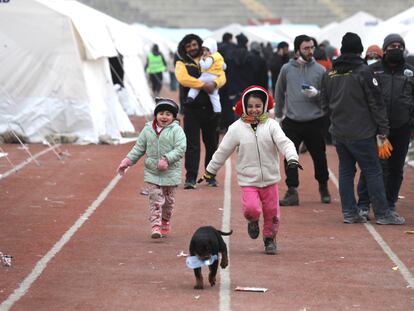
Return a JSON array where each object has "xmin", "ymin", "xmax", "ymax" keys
[
  {"xmin": 117, "ymin": 98, "xmax": 187, "ymax": 238},
  {"xmin": 357, "ymin": 33, "xmax": 414, "ymax": 220}
]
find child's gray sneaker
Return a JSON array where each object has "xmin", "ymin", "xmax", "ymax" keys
[{"xmin": 376, "ymin": 213, "xmax": 405, "ymax": 225}]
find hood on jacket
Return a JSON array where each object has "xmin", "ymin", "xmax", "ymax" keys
[
  {"xmin": 234, "ymin": 85, "xmax": 275, "ymax": 116},
  {"xmin": 202, "ymin": 38, "xmax": 218, "ymax": 54},
  {"xmin": 333, "ymin": 54, "xmax": 364, "ymax": 74},
  {"xmin": 176, "ymin": 34, "xmax": 203, "ymax": 62},
  {"xmin": 289, "ymin": 57, "xmax": 316, "ymax": 67}
]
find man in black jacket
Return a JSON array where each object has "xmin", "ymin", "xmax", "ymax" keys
[
  {"xmin": 321, "ymin": 32, "xmax": 404, "ymax": 225},
  {"xmin": 357, "ymin": 34, "xmax": 413, "ymax": 219},
  {"xmin": 175, "ymin": 34, "xmax": 226, "ymax": 189},
  {"xmin": 269, "ymin": 41, "xmax": 290, "ymax": 91}
]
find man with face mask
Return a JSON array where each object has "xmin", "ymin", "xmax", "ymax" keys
[
  {"xmin": 275, "ymin": 35, "xmax": 331, "ymax": 206},
  {"xmin": 175, "ymin": 34, "xmax": 226, "ymax": 189},
  {"xmin": 321, "ymin": 32, "xmax": 404, "ymax": 225},
  {"xmin": 364, "ymin": 44, "xmax": 383, "ymax": 66},
  {"xmin": 357, "ymin": 34, "xmax": 414, "ymax": 220}
]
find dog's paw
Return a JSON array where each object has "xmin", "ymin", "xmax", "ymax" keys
[
  {"xmin": 209, "ymin": 274, "xmax": 216, "ymax": 287},
  {"xmin": 194, "ymin": 284, "xmax": 204, "ymax": 290},
  {"xmin": 220, "ymin": 259, "xmax": 228, "ymax": 269}
]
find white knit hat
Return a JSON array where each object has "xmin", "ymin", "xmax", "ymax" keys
[{"xmin": 202, "ymin": 38, "xmax": 218, "ymax": 54}]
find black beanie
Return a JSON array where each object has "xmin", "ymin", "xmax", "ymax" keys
[
  {"xmin": 382, "ymin": 33, "xmax": 405, "ymax": 50},
  {"xmin": 340, "ymin": 32, "xmax": 363, "ymax": 54},
  {"xmin": 154, "ymin": 98, "xmax": 178, "ymax": 118},
  {"xmin": 294, "ymin": 35, "xmax": 311, "ymax": 53}
]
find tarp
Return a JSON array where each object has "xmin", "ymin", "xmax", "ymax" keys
[{"xmin": 0, "ymin": 0, "xmax": 152, "ymax": 143}]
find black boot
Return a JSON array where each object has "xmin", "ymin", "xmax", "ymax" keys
[
  {"xmin": 319, "ymin": 183, "xmax": 331, "ymax": 204},
  {"xmin": 279, "ymin": 187, "xmax": 299, "ymax": 206},
  {"xmin": 264, "ymin": 237, "xmax": 277, "ymax": 255}
]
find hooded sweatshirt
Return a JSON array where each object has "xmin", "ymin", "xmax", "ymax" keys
[
  {"xmin": 201, "ymin": 38, "xmax": 225, "ymax": 76},
  {"xmin": 274, "ymin": 58, "xmax": 326, "ymax": 121},
  {"xmin": 206, "ymin": 86, "xmax": 298, "ymax": 187}
]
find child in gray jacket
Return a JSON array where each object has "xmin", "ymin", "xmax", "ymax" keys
[{"xmin": 117, "ymin": 98, "xmax": 186, "ymax": 238}]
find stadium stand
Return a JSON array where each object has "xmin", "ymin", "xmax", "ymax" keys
[{"xmin": 78, "ymin": 0, "xmax": 413, "ymax": 29}]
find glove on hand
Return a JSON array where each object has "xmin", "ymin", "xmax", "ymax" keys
[
  {"xmin": 301, "ymin": 85, "xmax": 319, "ymax": 98},
  {"xmin": 287, "ymin": 159, "xmax": 304, "ymax": 170},
  {"xmin": 197, "ymin": 171, "xmax": 216, "ymax": 183},
  {"xmin": 157, "ymin": 157, "xmax": 169, "ymax": 171},
  {"xmin": 376, "ymin": 135, "xmax": 393, "ymax": 159},
  {"xmin": 117, "ymin": 157, "xmax": 132, "ymax": 176}
]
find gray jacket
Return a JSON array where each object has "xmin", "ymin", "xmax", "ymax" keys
[
  {"xmin": 274, "ymin": 58, "xmax": 325, "ymax": 121},
  {"xmin": 321, "ymin": 54, "xmax": 389, "ymax": 141}
]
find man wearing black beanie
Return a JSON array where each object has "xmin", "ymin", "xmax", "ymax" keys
[
  {"xmin": 357, "ymin": 33, "xmax": 413, "ymax": 222},
  {"xmin": 340, "ymin": 32, "xmax": 363, "ymax": 55},
  {"xmin": 321, "ymin": 32, "xmax": 405, "ymax": 225},
  {"xmin": 275, "ymin": 34, "xmax": 331, "ymax": 206}
]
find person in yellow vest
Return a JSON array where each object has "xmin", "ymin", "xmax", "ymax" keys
[
  {"xmin": 186, "ymin": 38, "xmax": 226, "ymax": 114},
  {"xmin": 145, "ymin": 44, "xmax": 167, "ymax": 96}
]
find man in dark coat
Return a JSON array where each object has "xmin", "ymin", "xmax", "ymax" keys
[{"xmin": 357, "ymin": 33, "xmax": 413, "ymax": 221}]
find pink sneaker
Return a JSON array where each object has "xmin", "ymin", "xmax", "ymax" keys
[
  {"xmin": 161, "ymin": 219, "xmax": 170, "ymax": 236},
  {"xmin": 151, "ymin": 226, "xmax": 162, "ymax": 239}
]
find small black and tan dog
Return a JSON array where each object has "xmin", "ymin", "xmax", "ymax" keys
[{"xmin": 189, "ymin": 226, "xmax": 233, "ymax": 289}]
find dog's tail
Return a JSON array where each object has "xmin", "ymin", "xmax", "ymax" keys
[{"xmin": 217, "ymin": 229, "xmax": 233, "ymax": 236}]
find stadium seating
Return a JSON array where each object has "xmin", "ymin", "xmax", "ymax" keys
[{"xmin": 78, "ymin": 0, "xmax": 413, "ymax": 29}]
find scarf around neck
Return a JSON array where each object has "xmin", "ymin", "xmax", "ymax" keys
[{"xmin": 241, "ymin": 112, "xmax": 269, "ymax": 124}]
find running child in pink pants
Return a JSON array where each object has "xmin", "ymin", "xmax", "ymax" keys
[
  {"xmin": 201, "ymin": 86, "xmax": 301, "ymax": 254},
  {"xmin": 117, "ymin": 98, "xmax": 186, "ymax": 239}
]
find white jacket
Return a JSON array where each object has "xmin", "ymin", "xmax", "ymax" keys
[{"xmin": 207, "ymin": 118, "xmax": 298, "ymax": 187}]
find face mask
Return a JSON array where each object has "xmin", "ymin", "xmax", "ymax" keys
[
  {"xmin": 367, "ymin": 59, "xmax": 378, "ymax": 66},
  {"xmin": 385, "ymin": 48, "xmax": 404, "ymax": 64}
]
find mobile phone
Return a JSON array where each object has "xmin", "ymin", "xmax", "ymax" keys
[{"xmin": 302, "ymin": 84, "xmax": 311, "ymax": 89}]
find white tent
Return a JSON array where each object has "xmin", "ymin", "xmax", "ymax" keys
[
  {"xmin": 369, "ymin": 6, "xmax": 414, "ymax": 54},
  {"xmin": 152, "ymin": 27, "xmax": 213, "ymax": 49},
  {"xmin": 211, "ymin": 23, "xmax": 290, "ymax": 46},
  {"xmin": 317, "ymin": 12, "xmax": 382, "ymax": 50},
  {"xmin": 0, "ymin": 0, "xmax": 150, "ymax": 143},
  {"xmin": 269, "ymin": 24, "xmax": 321, "ymax": 43}
]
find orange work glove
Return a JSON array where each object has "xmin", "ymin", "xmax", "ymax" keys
[{"xmin": 376, "ymin": 135, "xmax": 393, "ymax": 160}]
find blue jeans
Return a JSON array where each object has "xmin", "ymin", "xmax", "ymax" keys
[
  {"xmin": 358, "ymin": 123, "xmax": 412, "ymax": 211},
  {"xmin": 335, "ymin": 136, "xmax": 387, "ymax": 218}
]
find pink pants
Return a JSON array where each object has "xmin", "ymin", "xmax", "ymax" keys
[
  {"xmin": 147, "ymin": 184, "xmax": 176, "ymax": 227},
  {"xmin": 241, "ymin": 183, "xmax": 280, "ymax": 238}
]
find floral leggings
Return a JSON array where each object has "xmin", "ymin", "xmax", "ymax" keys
[{"xmin": 147, "ymin": 183, "xmax": 176, "ymax": 227}]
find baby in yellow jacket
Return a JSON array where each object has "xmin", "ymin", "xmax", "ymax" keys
[{"xmin": 187, "ymin": 37, "xmax": 226, "ymax": 113}]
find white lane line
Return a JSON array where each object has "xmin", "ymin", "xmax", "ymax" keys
[
  {"xmin": 0, "ymin": 174, "xmax": 122, "ymax": 311},
  {"xmin": 0, "ymin": 144, "xmax": 61, "ymax": 181},
  {"xmin": 219, "ymin": 159, "xmax": 232, "ymax": 311},
  {"xmin": 328, "ymin": 168, "xmax": 414, "ymax": 289}
]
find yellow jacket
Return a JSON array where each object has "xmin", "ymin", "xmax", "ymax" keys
[
  {"xmin": 202, "ymin": 52, "xmax": 225, "ymax": 76},
  {"xmin": 175, "ymin": 55, "xmax": 226, "ymax": 89}
]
